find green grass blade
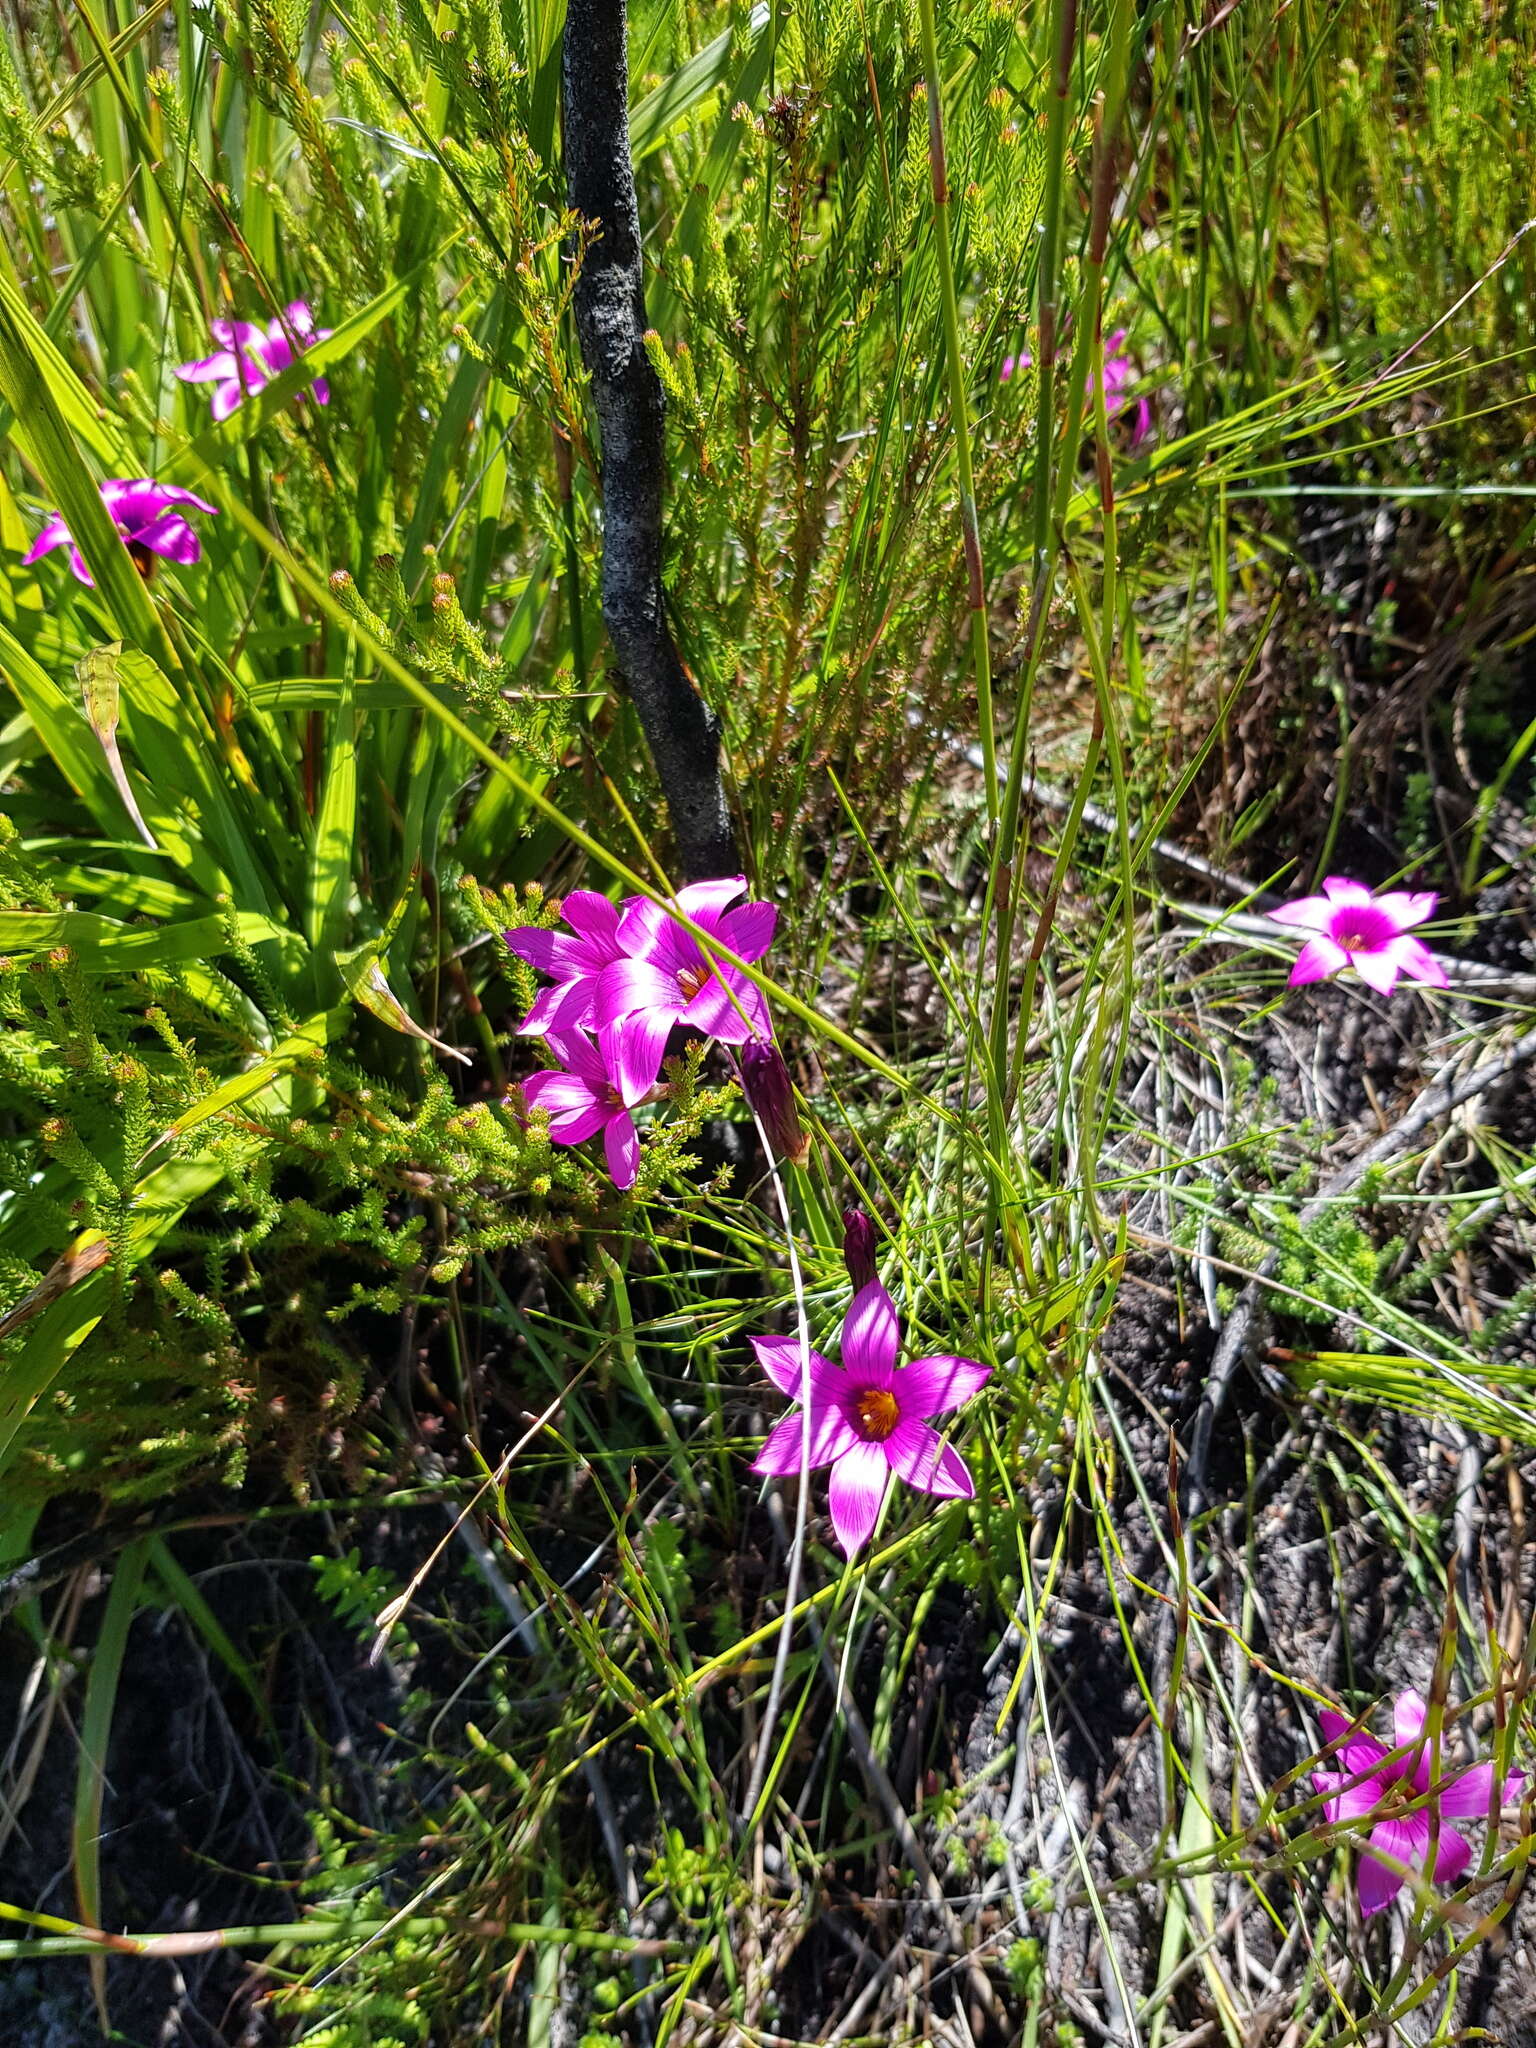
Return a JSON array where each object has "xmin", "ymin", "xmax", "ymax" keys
[{"xmin": 73, "ymin": 1534, "xmax": 151, "ymax": 2025}]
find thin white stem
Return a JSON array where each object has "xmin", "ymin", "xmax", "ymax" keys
[{"xmin": 735, "ymin": 1058, "xmax": 814, "ymax": 1838}]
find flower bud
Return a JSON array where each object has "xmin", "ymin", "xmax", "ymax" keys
[
  {"xmin": 739, "ymin": 1041, "xmax": 809, "ymax": 1167},
  {"xmin": 842, "ymin": 1207, "xmax": 878, "ymax": 1291}
]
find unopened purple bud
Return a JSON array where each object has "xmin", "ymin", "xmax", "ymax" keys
[
  {"xmin": 740, "ymin": 1040, "xmax": 809, "ymax": 1167},
  {"xmin": 842, "ymin": 1207, "xmax": 878, "ymax": 1291}
]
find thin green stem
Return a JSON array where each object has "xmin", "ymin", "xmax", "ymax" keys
[{"xmin": 916, "ymin": 0, "xmax": 995, "ymax": 836}]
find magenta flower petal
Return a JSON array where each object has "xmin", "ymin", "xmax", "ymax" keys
[
  {"xmin": 1322, "ymin": 876, "xmax": 1375, "ymax": 904},
  {"xmin": 1318, "ymin": 1709, "xmax": 1389, "ymax": 1772},
  {"xmin": 753, "ymin": 1404, "xmax": 861, "ymax": 1478},
  {"xmin": 1351, "ymin": 946, "xmax": 1402, "ymax": 995},
  {"xmin": 522, "ymin": 1067, "xmax": 598, "ymax": 1117},
  {"xmin": 603, "ymin": 1114, "xmax": 640, "ymax": 1190},
  {"xmin": 210, "ymin": 379, "xmax": 249, "ymax": 421},
  {"xmin": 520, "ymin": 978, "xmax": 596, "ymax": 1035},
  {"xmin": 1431, "ymin": 1823, "xmax": 1474, "ymax": 1888},
  {"xmin": 615, "ymin": 896, "xmax": 695, "ymax": 972},
  {"xmin": 21, "ymin": 515, "xmax": 69, "ymax": 564},
  {"xmin": 175, "ymin": 349, "xmax": 242, "ymax": 383},
  {"xmin": 895, "ymin": 1354, "xmax": 992, "ymax": 1421},
  {"xmin": 593, "ymin": 957, "xmax": 680, "ymax": 1028},
  {"xmin": 673, "ymin": 876, "xmax": 748, "ymax": 923},
  {"xmin": 132, "ymin": 510, "xmax": 203, "ymax": 566},
  {"xmin": 717, "ymin": 900, "xmax": 778, "ymax": 962},
  {"xmin": 1394, "ymin": 1690, "xmax": 1432, "ymax": 1791},
  {"xmin": 615, "ymin": 878, "xmax": 747, "ymax": 968},
  {"xmin": 1359, "ymin": 1815, "xmax": 1425, "ymax": 1916},
  {"xmin": 1374, "ymin": 891, "xmax": 1436, "ymax": 929},
  {"xmin": 679, "ymin": 971, "xmax": 769, "ymax": 1044},
  {"xmin": 882, "ymin": 1420, "xmax": 974, "ymax": 1500},
  {"xmin": 1435, "ymin": 1763, "xmax": 1498, "ymax": 1818},
  {"xmin": 602, "ymin": 1011, "xmax": 671, "ymax": 1104},
  {"xmin": 826, "ymin": 1440, "xmax": 890, "ymax": 1555},
  {"xmin": 560, "ymin": 890, "xmax": 621, "ymax": 944},
  {"xmin": 310, "ymin": 376, "xmax": 331, "ymax": 406},
  {"xmin": 1312, "ymin": 1767, "xmax": 1387, "ymax": 1825},
  {"xmin": 1289, "ymin": 935, "xmax": 1350, "ymax": 985},
  {"xmin": 841, "ymin": 1279, "xmax": 900, "ymax": 1386},
  {"xmin": 1390, "ymin": 936, "xmax": 1449, "ymax": 989},
  {"xmin": 210, "ymin": 318, "xmax": 265, "ymax": 351},
  {"xmin": 541, "ymin": 1029, "xmax": 607, "ymax": 1085},
  {"xmin": 101, "ymin": 480, "xmax": 218, "ymax": 523},
  {"xmin": 1336, "ymin": 1734, "xmax": 1392, "ymax": 1779},
  {"xmin": 750, "ymin": 1335, "xmax": 838, "ymax": 1400},
  {"xmin": 544, "ymin": 1100, "xmax": 610, "ymax": 1144},
  {"xmin": 505, "ymin": 927, "xmax": 593, "ymax": 980},
  {"xmin": 1269, "ymin": 895, "xmax": 1335, "ymax": 931}
]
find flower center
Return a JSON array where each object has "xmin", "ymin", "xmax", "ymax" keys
[
  {"xmin": 1329, "ymin": 906, "xmax": 1396, "ymax": 954},
  {"xmin": 852, "ymin": 1387, "xmax": 900, "ymax": 1443},
  {"xmin": 676, "ymin": 964, "xmax": 710, "ymax": 1001},
  {"xmin": 126, "ymin": 541, "xmax": 158, "ymax": 580}
]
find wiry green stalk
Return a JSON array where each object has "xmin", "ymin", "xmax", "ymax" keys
[{"xmin": 916, "ymin": 0, "xmax": 995, "ymax": 836}]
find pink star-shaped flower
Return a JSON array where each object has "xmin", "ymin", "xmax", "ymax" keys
[
  {"xmin": 22, "ymin": 479, "xmax": 218, "ymax": 587},
  {"xmin": 1313, "ymin": 1688, "xmax": 1525, "ymax": 1917},
  {"xmin": 1270, "ymin": 877, "xmax": 1448, "ymax": 994},
  {"xmin": 750, "ymin": 1277, "xmax": 990, "ymax": 1556},
  {"xmin": 176, "ymin": 300, "xmax": 333, "ymax": 421}
]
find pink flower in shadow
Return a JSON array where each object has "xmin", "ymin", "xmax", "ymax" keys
[
  {"xmin": 1000, "ymin": 327, "xmax": 1152, "ymax": 447},
  {"xmin": 750, "ymin": 1278, "xmax": 990, "ymax": 1556},
  {"xmin": 1270, "ymin": 877, "xmax": 1447, "ymax": 994},
  {"xmin": 176, "ymin": 300, "xmax": 333, "ymax": 421},
  {"xmin": 518, "ymin": 1022, "xmax": 665, "ymax": 1190},
  {"xmin": 22, "ymin": 479, "xmax": 218, "ymax": 587},
  {"xmin": 1313, "ymin": 1688, "xmax": 1525, "ymax": 1917}
]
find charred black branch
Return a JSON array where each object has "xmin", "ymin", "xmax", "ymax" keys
[{"xmin": 562, "ymin": 0, "xmax": 738, "ymax": 883}]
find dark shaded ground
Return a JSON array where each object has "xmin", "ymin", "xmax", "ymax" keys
[{"xmin": 0, "ymin": 1514, "xmax": 423, "ymax": 2047}]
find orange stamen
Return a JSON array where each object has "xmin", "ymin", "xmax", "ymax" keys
[{"xmin": 853, "ymin": 1387, "xmax": 900, "ymax": 1442}]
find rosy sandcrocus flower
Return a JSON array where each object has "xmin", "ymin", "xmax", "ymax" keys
[
  {"xmin": 1313, "ymin": 1689, "xmax": 1525, "ymax": 1917},
  {"xmin": 750, "ymin": 1275, "xmax": 991, "ymax": 1556},
  {"xmin": 175, "ymin": 301, "xmax": 333, "ymax": 421},
  {"xmin": 593, "ymin": 876, "xmax": 777, "ymax": 1077},
  {"xmin": 22, "ymin": 479, "xmax": 218, "ymax": 588},
  {"xmin": 518, "ymin": 1024, "xmax": 664, "ymax": 1190},
  {"xmin": 505, "ymin": 891, "xmax": 628, "ymax": 1036},
  {"xmin": 1270, "ymin": 877, "xmax": 1448, "ymax": 994},
  {"xmin": 1001, "ymin": 328, "xmax": 1151, "ymax": 447}
]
